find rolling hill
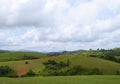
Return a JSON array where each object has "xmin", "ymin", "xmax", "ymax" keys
[
  {"xmin": 0, "ymin": 53, "xmax": 120, "ymax": 76},
  {"xmin": 0, "ymin": 52, "xmax": 47, "ymax": 62}
]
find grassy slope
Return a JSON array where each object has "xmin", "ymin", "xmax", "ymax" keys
[
  {"xmin": 0, "ymin": 76, "xmax": 120, "ymax": 84},
  {"xmin": 0, "ymin": 52, "xmax": 47, "ymax": 62},
  {"xmin": 0, "ymin": 59, "xmax": 45, "ymax": 74},
  {"xmin": 0, "ymin": 55, "xmax": 120, "ymax": 75},
  {"xmin": 0, "ymin": 52, "xmax": 47, "ymax": 76},
  {"xmin": 56, "ymin": 55, "xmax": 120, "ymax": 74}
]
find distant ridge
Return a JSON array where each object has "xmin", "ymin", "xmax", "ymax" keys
[{"xmin": 0, "ymin": 50, "xmax": 10, "ymax": 54}]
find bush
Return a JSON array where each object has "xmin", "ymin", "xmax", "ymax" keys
[
  {"xmin": 43, "ymin": 60, "xmax": 69, "ymax": 70},
  {"xmin": 42, "ymin": 60, "xmax": 70, "ymax": 76},
  {"xmin": 42, "ymin": 60, "xmax": 103, "ymax": 76},
  {"xmin": 22, "ymin": 55, "xmax": 39, "ymax": 60},
  {"xmin": 23, "ymin": 69, "xmax": 36, "ymax": 77},
  {"xmin": 7, "ymin": 71, "xmax": 18, "ymax": 78},
  {"xmin": 88, "ymin": 68, "xmax": 102, "ymax": 75},
  {"xmin": 25, "ymin": 61, "xmax": 29, "ymax": 64},
  {"xmin": 64, "ymin": 65, "xmax": 85, "ymax": 75},
  {"xmin": 0, "ymin": 66, "xmax": 18, "ymax": 77},
  {"xmin": 116, "ymin": 70, "xmax": 120, "ymax": 75}
]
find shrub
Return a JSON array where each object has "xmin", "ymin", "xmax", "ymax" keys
[
  {"xmin": 0, "ymin": 66, "xmax": 18, "ymax": 77},
  {"xmin": 23, "ymin": 69, "xmax": 36, "ymax": 77},
  {"xmin": 22, "ymin": 55, "xmax": 39, "ymax": 60},
  {"xmin": 116, "ymin": 70, "xmax": 120, "ymax": 75},
  {"xmin": 88, "ymin": 68, "xmax": 102, "ymax": 75},
  {"xmin": 42, "ymin": 60, "xmax": 70, "ymax": 76},
  {"xmin": 25, "ymin": 61, "xmax": 29, "ymax": 64}
]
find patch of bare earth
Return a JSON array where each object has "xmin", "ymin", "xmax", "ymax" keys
[
  {"xmin": 47, "ymin": 56, "xmax": 64, "ymax": 60},
  {"xmin": 17, "ymin": 67, "xmax": 29, "ymax": 77}
]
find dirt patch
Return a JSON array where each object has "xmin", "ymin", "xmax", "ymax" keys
[
  {"xmin": 17, "ymin": 67, "xmax": 29, "ymax": 77},
  {"xmin": 47, "ymin": 56, "xmax": 64, "ymax": 60}
]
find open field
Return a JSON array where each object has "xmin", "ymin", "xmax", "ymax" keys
[
  {"xmin": 0, "ymin": 75, "xmax": 120, "ymax": 84},
  {"xmin": 0, "ymin": 51, "xmax": 120, "ymax": 84},
  {"xmin": 0, "ymin": 54, "xmax": 120, "ymax": 76},
  {"xmin": 0, "ymin": 52, "xmax": 47, "ymax": 62}
]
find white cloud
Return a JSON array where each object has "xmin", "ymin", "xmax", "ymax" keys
[{"xmin": 0, "ymin": 0, "xmax": 120, "ymax": 51}]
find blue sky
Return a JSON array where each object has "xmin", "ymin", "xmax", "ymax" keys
[{"xmin": 0, "ymin": 0, "xmax": 120, "ymax": 52}]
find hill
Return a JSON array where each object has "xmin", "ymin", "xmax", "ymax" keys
[
  {"xmin": 0, "ymin": 52, "xmax": 47, "ymax": 62},
  {"xmin": 0, "ymin": 55, "xmax": 120, "ymax": 76},
  {"xmin": 0, "ymin": 50, "xmax": 10, "ymax": 54},
  {"xmin": 55, "ymin": 55, "xmax": 120, "ymax": 75},
  {"xmin": 0, "ymin": 48, "xmax": 120, "ymax": 76}
]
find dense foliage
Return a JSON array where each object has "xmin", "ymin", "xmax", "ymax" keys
[
  {"xmin": 23, "ymin": 69, "xmax": 36, "ymax": 77},
  {"xmin": 42, "ymin": 60, "xmax": 102, "ymax": 76},
  {"xmin": 0, "ymin": 66, "xmax": 17, "ymax": 77},
  {"xmin": 22, "ymin": 55, "xmax": 39, "ymax": 60}
]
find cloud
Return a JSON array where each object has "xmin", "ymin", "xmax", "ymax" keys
[{"xmin": 0, "ymin": 0, "xmax": 120, "ymax": 51}]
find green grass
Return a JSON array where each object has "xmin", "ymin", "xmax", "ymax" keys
[
  {"xmin": 115, "ymin": 56, "xmax": 120, "ymax": 59},
  {"xmin": 0, "ymin": 76, "xmax": 120, "ymax": 84},
  {"xmin": 56, "ymin": 55, "xmax": 120, "ymax": 74},
  {"xmin": 0, "ymin": 59, "xmax": 46, "ymax": 75},
  {"xmin": 0, "ymin": 52, "xmax": 47, "ymax": 62},
  {"xmin": 0, "ymin": 55, "xmax": 120, "ymax": 75}
]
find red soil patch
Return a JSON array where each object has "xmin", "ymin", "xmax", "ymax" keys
[
  {"xmin": 17, "ymin": 67, "xmax": 29, "ymax": 77},
  {"xmin": 47, "ymin": 56, "xmax": 64, "ymax": 60}
]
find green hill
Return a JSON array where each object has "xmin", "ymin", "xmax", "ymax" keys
[
  {"xmin": 0, "ymin": 49, "xmax": 120, "ymax": 76},
  {"xmin": 55, "ymin": 55, "xmax": 120, "ymax": 75},
  {"xmin": 0, "ymin": 55, "xmax": 120, "ymax": 76},
  {"xmin": 0, "ymin": 52, "xmax": 47, "ymax": 62}
]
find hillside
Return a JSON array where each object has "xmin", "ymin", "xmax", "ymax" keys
[
  {"xmin": 0, "ymin": 48, "xmax": 120, "ymax": 76},
  {"xmin": 0, "ymin": 55, "xmax": 120, "ymax": 76},
  {"xmin": 0, "ymin": 52, "xmax": 47, "ymax": 62},
  {"xmin": 55, "ymin": 55, "xmax": 120, "ymax": 75}
]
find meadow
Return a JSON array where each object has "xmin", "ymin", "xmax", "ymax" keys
[
  {"xmin": 0, "ymin": 75, "xmax": 120, "ymax": 84},
  {"xmin": 0, "ymin": 53, "xmax": 120, "ymax": 76},
  {"xmin": 0, "ymin": 50, "xmax": 120, "ymax": 84}
]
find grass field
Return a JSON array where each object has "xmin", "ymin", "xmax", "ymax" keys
[
  {"xmin": 56, "ymin": 55, "xmax": 120, "ymax": 74},
  {"xmin": 0, "ymin": 52, "xmax": 47, "ymax": 62},
  {"xmin": 0, "ymin": 55, "xmax": 120, "ymax": 76},
  {"xmin": 0, "ymin": 76, "xmax": 120, "ymax": 84},
  {"xmin": 0, "ymin": 52, "xmax": 120, "ymax": 84}
]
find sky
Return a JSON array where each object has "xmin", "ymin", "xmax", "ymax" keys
[{"xmin": 0, "ymin": 0, "xmax": 120, "ymax": 52}]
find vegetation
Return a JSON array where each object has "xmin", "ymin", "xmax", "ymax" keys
[
  {"xmin": 0, "ymin": 48, "xmax": 120, "ymax": 77},
  {"xmin": 23, "ymin": 69, "xmax": 36, "ymax": 77},
  {"xmin": 22, "ymin": 55, "xmax": 39, "ymax": 60},
  {"xmin": 42, "ymin": 60, "xmax": 70, "ymax": 76},
  {"xmin": 0, "ymin": 66, "xmax": 17, "ymax": 77},
  {"xmin": 0, "ymin": 48, "xmax": 119, "ymax": 84},
  {"xmin": 76, "ymin": 48, "xmax": 120, "ymax": 63},
  {"xmin": 0, "ymin": 76, "xmax": 120, "ymax": 84},
  {"xmin": 0, "ymin": 50, "xmax": 10, "ymax": 54},
  {"xmin": 42, "ymin": 60, "xmax": 102, "ymax": 76},
  {"xmin": 0, "ymin": 52, "xmax": 47, "ymax": 62}
]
